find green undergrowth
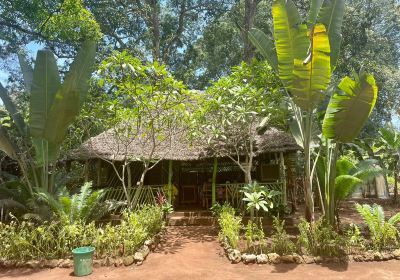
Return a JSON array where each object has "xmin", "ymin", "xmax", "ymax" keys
[
  {"xmin": 0, "ymin": 205, "xmax": 163, "ymax": 261},
  {"xmin": 217, "ymin": 203, "xmax": 400, "ymax": 257}
]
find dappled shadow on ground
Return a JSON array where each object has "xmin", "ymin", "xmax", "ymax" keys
[
  {"xmin": 318, "ymin": 260, "xmax": 349, "ymax": 272},
  {"xmin": 0, "ymin": 268, "xmax": 42, "ymax": 279},
  {"xmin": 270, "ymin": 260, "xmax": 349, "ymax": 274},
  {"xmin": 154, "ymin": 226, "xmax": 218, "ymax": 255}
]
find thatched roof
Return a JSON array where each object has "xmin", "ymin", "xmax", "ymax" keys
[{"xmin": 71, "ymin": 127, "xmax": 300, "ymax": 162}]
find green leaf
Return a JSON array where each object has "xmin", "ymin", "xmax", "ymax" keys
[
  {"xmin": 335, "ymin": 175, "xmax": 363, "ymax": 201},
  {"xmin": 272, "ymin": 0, "xmax": 309, "ymax": 88},
  {"xmin": 18, "ymin": 53, "xmax": 34, "ymax": 94},
  {"xmin": 30, "ymin": 49, "xmax": 61, "ymax": 137},
  {"xmin": 308, "ymin": 0, "xmax": 324, "ymax": 26},
  {"xmin": 317, "ymin": 0, "xmax": 345, "ymax": 69},
  {"xmin": 32, "ymin": 137, "xmax": 60, "ymax": 164},
  {"xmin": 43, "ymin": 40, "xmax": 96, "ymax": 144},
  {"xmin": 248, "ymin": 28, "xmax": 278, "ymax": 73},
  {"xmin": 322, "ymin": 70, "xmax": 378, "ymax": 142},
  {"xmin": 0, "ymin": 125, "xmax": 18, "ymax": 159},
  {"xmin": 0, "ymin": 83, "xmax": 26, "ymax": 137},
  {"xmin": 291, "ymin": 24, "xmax": 331, "ymax": 111}
]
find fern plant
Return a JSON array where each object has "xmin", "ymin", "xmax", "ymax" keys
[
  {"xmin": 38, "ymin": 182, "xmax": 123, "ymax": 223},
  {"xmin": 355, "ymin": 203, "xmax": 400, "ymax": 250}
]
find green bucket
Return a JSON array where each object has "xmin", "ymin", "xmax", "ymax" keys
[{"xmin": 72, "ymin": 246, "xmax": 95, "ymax": 277}]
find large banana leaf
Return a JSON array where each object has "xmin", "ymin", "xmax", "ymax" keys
[
  {"xmin": 248, "ymin": 28, "xmax": 278, "ymax": 73},
  {"xmin": 18, "ymin": 54, "xmax": 34, "ymax": 94},
  {"xmin": 0, "ymin": 125, "xmax": 18, "ymax": 159},
  {"xmin": 43, "ymin": 40, "xmax": 96, "ymax": 144},
  {"xmin": 317, "ymin": 0, "xmax": 345, "ymax": 69},
  {"xmin": 322, "ymin": 71, "xmax": 378, "ymax": 142},
  {"xmin": 30, "ymin": 49, "xmax": 61, "ymax": 138},
  {"xmin": 379, "ymin": 127, "xmax": 400, "ymax": 150},
  {"xmin": 0, "ymin": 83, "xmax": 26, "ymax": 137},
  {"xmin": 308, "ymin": 0, "xmax": 324, "ymax": 25},
  {"xmin": 272, "ymin": 0, "xmax": 309, "ymax": 88},
  {"xmin": 32, "ymin": 137, "xmax": 59, "ymax": 165},
  {"xmin": 334, "ymin": 175, "xmax": 363, "ymax": 201},
  {"xmin": 291, "ymin": 24, "xmax": 331, "ymax": 111}
]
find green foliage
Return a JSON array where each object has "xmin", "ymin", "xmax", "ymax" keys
[
  {"xmin": 242, "ymin": 182, "xmax": 280, "ymax": 219},
  {"xmin": 244, "ymin": 220, "xmax": 265, "ymax": 253},
  {"xmin": 42, "ymin": 0, "xmax": 102, "ymax": 42},
  {"xmin": 0, "ymin": 205, "xmax": 163, "ymax": 261},
  {"xmin": 270, "ymin": 217, "xmax": 295, "ymax": 255},
  {"xmin": 217, "ymin": 204, "xmax": 242, "ymax": 249},
  {"xmin": 0, "ymin": 41, "xmax": 96, "ymax": 196},
  {"xmin": 344, "ymin": 223, "xmax": 365, "ymax": 254},
  {"xmin": 297, "ymin": 218, "xmax": 345, "ymax": 257},
  {"xmin": 355, "ymin": 203, "xmax": 400, "ymax": 250},
  {"xmin": 322, "ymin": 70, "xmax": 378, "ymax": 143}
]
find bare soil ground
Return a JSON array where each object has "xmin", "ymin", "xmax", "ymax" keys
[{"xmin": 2, "ymin": 225, "xmax": 400, "ymax": 280}]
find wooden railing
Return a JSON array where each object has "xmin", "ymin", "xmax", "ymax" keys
[
  {"xmin": 102, "ymin": 181, "xmax": 283, "ymax": 210},
  {"xmin": 102, "ymin": 185, "xmax": 165, "ymax": 208}
]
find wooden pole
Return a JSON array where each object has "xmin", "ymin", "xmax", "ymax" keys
[
  {"xmin": 84, "ymin": 160, "xmax": 90, "ymax": 182},
  {"xmin": 279, "ymin": 152, "xmax": 287, "ymax": 206},
  {"xmin": 212, "ymin": 157, "xmax": 218, "ymax": 206},
  {"xmin": 168, "ymin": 160, "xmax": 173, "ymax": 204}
]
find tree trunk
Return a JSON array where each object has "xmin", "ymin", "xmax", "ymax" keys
[
  {"xmin": 149, "ymin": 0, "xmax": 160, "ymax": 62},
  {"xmin": 242, "ymin": 0, "xmax": 259, "ymax": 63},
  {"xmin": 394, "ymin": 170, "xmax": 398, "ymax": 202},
  {"xmin": 211, "ymin": 158, "xmax": 218, "ymax": 206},
  {"xmin": 168, "ymin": 160, "xmax": 173, "ymax": 204},
  {"xmin": 303, "ymin": 113, "xmax": 314, "ymax": 222}
]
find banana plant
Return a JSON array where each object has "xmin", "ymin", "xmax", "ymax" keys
[
  {"xmin": 317, "ymin": 156, "xmax": 383, "ymax": 225},
  {"xmin": 377, "ymin": 126, "xmax": 400, "ymax": 201},
  {"xmin": 0, "ymin": 40, "xmax": 96, "ymax": 194},
  {"xmin": 248, "ymin": 0, "xmax": 345, "ymax": 221},
  {"xmin": 321, "ymin": 70, "xmax": 378, "ymax": 224}
]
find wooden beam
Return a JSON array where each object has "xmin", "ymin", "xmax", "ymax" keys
[
  {"xmin": 168, "ymin": 160, "xmax": 173, "ymax": 204},
  {"xmin": 279, "ymin": 152, "xmax": 287, "ymax": 205},
  {"xmin": 212, "ymin": 157, "xmax": 218, "ymax": 206}
]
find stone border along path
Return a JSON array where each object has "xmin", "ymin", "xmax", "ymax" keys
[{"xmin": 1, "ymin": 226, "xmax": 400, "ymax": 280}]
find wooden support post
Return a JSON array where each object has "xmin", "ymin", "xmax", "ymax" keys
[
  {"xmin": 95, "ymin": 159, "xmax": 102, "ymax": 186},
  {"xmin": 84, "ymin": 160, "xmax": 90, "ymax": 182},
  {"xmin": 212, "ymin": 157, "xmax": 218, "ymax": 206},
  {"xmin": 279, "ymin": 152, "xmax": 287, "ymax": 206},
  {"xmin": 168, "ymin": 160, "xmax": 173, "ymax": 204},
  {"xmin": 127, "ymin": 162, "xmax": 132, "ymax": 189}
]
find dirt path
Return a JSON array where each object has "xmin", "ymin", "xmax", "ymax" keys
[{"xmin": 1, "ymin": 226, "xmax": 400, "ymax": 280}]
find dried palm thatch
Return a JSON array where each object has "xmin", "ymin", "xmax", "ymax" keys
[{"xmin": 70, "ymin": 127, "xmax": 299, "ymax": 162}]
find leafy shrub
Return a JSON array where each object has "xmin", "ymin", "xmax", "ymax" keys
[
  {"xmin": 270, "ymin": 217, "xmax": 295, "ymax": 255},
  {"xmin": 344, "ymin": 223, "xmax": 365, "ymax": 254},
  {"xmin": 217, "ymin": 204, "xmax": 242, "ymax": 249},
  {"xmin": 242, "ymin": 182, "xmax": 280, "ymax": 218},
  {"xmin": 0, "ymin": 205, "xmax": 163, "ymax": 261},
  {"xmin": 297, "ymin": 219, "xmax": 345, "ymax": 257},
  {"xmin": 244, "ymin": 220, "xmax": 266, "ymax": 253},
  {"xmin": 355, "ymin": 203, "xmax": 400, "ymax": 250}
]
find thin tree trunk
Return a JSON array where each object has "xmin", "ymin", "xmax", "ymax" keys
[
  {"xmin": 303, "ymin": 112, "xmax": 314, "ymax": 222},
  {"xmin": 149, "ymin": 0, "xmax": 160, "ymax": 62},
  {"xmin": 394, "ymin": 170, "xmax": 398, "ymax": 202},
  {"xmin": 242, "ymin": 0, "xmax": 259, "ymax": 63}
]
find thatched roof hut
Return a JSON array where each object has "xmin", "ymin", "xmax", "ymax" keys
[{"xmin": 71, "ymin": 127, "xmax": 300, "ymax": 162}]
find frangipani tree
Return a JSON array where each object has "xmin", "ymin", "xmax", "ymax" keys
[
  {"xmin": 0, "ymin": 40, "xmax": 96, "ymax": 194},
  {"xmin": 95, "ymin": 51, "xmax": 189, "ymax": 209},
  {"xmin": 249, "ymin": 0, "xmax": 345, "ymax": 221},
  {"xmin": 190, "ymin": 61, "xmax": 284, "ymax": 184}
]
